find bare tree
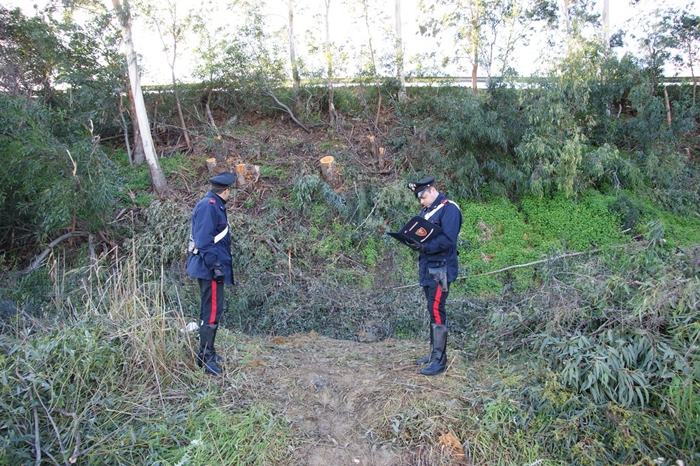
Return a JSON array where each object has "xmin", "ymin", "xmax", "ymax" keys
[
  {"xmin": 286, "ymin": 0, "xmax": 302, "ymax": 92},
  {"xmin": 324, "ymin": 0, "xmax": 338, "ymax": 128},
  {"xmin": 111, "ymin": 0, "xmax": 168, "ymax": 195},
  {"xmin": 141, "ymin": 0, "xmax": 192, "ymax": 152},
  {"xmin": 395, "ymin": 0, "xmax": 407, "ymax": 103}
]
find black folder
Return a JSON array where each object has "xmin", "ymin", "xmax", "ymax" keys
[{"xmin": 387, "ymin": 216, "xmax": 443, "ymax": 247}]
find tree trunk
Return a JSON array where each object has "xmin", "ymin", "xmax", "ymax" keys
[
  {"xmin": 319, "ymin": 156, "xmax": 340, "ymax": 186},
  {"xmin": 171, "ymin": 66, "xmax": 191, "ymax": 151},
  {"xmin": 601, "ymin": 0, "xmax": 609, "ymax": 45},
  {"xmin": 288, "ymin": 0, "xmax": 301, "ymax": 92},
  {"xmin": 128, "ymin": 87, "xmax": 145, "ymax": 165},
  {"xmin": 395, "ymin": 0, "xmax": 406, "ymax": 103},
  {"xmin": 324, "ymin": 0, "xmax": 337, "ymax": 128},
  {"xmin": 165, "ymin": 2, "xmax": 191, "ymax": 151},
  {"xmin": 469, "ymin": 0, "xmax": 480, "ymax": 92},
  {"xmin": 112, "ymin": 0, "xmax": 168, "ymax": 195}
]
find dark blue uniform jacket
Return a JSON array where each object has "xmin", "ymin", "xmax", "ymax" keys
[
  {"xmin": 186, "ymin": 191, "xmax": 234, "ymax": 284},
  {"xmin": 417, "ymin": 193, "xmax": 462, "ymax": 287}
]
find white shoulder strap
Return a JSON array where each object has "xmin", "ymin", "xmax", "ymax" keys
[
  {"xmin": 424, "ymin": 199, "xmax": 460, "ymax": 220},
  {"xmin": 214, "ymin": 225, "xmax": 229, "ymax": 243}
]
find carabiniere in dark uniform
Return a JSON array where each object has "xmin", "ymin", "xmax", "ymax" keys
[
  {"xmin": 187, "ymin": 171, "xmax": 236, "ymax": 376},
  {"xmin": 406, "ymin": 176, "xmax": 462, "ymax": 376}
]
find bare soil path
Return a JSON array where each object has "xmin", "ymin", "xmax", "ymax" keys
[{"xmin": 220, "ymin": 331, "xmax": 470, "ymax": 465}]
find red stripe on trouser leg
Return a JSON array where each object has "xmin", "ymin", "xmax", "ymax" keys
[
  {"xmin": 209, "ymin": 280, "xmax": 217, "ymax": 324},
  {"xmin": 432, "ymin": 286, "xmax": 443, "ymax": 325}
]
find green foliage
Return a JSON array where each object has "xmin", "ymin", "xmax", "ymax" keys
[
  {"xmin": 126, "ymin": 199, "xmax": 191, "ymax": 271},
  {"xmin": 539, "ymin": 329, "xmax": 686, "ymax": 407},
  {"xmin": 291, "ymin": 174, "xmax": 346, "ymax": 215},
  {"xmin": 520, "ymin": 191, "xmax": 624, "ymax": 250},
  {"xmin": 0, "ymin": 6, "xmax": 64, "ymax": 100},
  {"xmin": 156, "ymin": 406, "xmax": 289, "ymax": 465},
  {"xmin": 0, "ymin": 95, "xmax": 117, "ymax": 253}
]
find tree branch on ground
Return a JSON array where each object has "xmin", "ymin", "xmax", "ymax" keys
[
  {"xmin": 19, "ymin": 231, "xmax": 88, "ymax": 276},
  {"xmin": 262, "ymin": 87, "xmax": 311, "ymax": 133}
]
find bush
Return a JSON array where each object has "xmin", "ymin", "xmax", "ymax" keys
[{"xmin": 0, "ymin": 95, "xmax": 117, "ymax": 254}]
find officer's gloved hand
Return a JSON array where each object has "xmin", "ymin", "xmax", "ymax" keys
[
  {"xmin": 429, "ymin": 266, "xmax": 449, "ymax": 292},
  {"xmin": 406, "ymin": 239, "xmax": 425, "ymax": 253},
  {"xmin": 212, "ymin": 264, "xmax": 225, "ymax": 283}
]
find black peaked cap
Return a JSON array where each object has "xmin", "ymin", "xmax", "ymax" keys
[
  {"xmin": 407, "ymin": 176, "xmax": 435, "ymax": 197},
  {"xmin": 209, "ymin": 171, "xmax": 236, "ymax": 187}
]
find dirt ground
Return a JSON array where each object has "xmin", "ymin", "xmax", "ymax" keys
[{"xmin": 216, "ymin": 331, "xmax": 470, "ymax": 465}]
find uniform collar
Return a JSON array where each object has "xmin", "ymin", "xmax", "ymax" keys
[{"xmin": 208, "ymin": 191, "xmax": 228, "ymax": 204}]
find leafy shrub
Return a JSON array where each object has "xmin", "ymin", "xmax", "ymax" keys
[
  {"xmin": 539, "ymin": 329, "xmax": 688, "ymax": 408},
  {"xmin": 0, "ymin": 95, "xmax": 117, "ymax": 252},
  {"xmin": 125, "ymin": 198, "xmax": 191, "ymax": 272},
  {"xmin": 291, "ymin": 174, "xmax": 346, "ymax": 215},
  {"xmin": 607, "ymin": 192, "xmax": 649, "ymax": 233}
]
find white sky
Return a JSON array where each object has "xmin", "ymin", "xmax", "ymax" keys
[{"xmin": 3, "ymin": 0, "xmax": 698, "ymax": 85}]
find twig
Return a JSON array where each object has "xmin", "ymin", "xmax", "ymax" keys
[
  {"xmin": 19, "ymin": 231, "xmax": 88, "ymax": 276},
  {"xmin": 69, "ymin": 415, "xmax": 136, "ymax": 461},
  {"xmin": 32, "ymin": 394, "xmax": 41, "ymax": 466},
  {"xmin": 36, "ymin": 393, "xmax": 67, "ymax": 464}
]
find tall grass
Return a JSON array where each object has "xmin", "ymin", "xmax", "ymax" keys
[{"xmin": 0, "ymin": 252, "xmax": 289, "ymax": 465}]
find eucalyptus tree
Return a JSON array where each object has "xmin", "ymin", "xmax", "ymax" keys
[
  {"xmin": 110, "ymin": 0, "xmax": 168, "ymax": 195},
  {"xmin": 346, "ymin": 0, "xmax": 393, "ymax": 128},
  {"xmin": 138, "ymin": 0, "xmax": 194, "ymax": 151},
  {"xmin": 666, "ymin": 7, "xmax": 699, "ymax": 106},
  {"xmin": 49, "ymin": 0, "xmax": 167, "ymax": 193},
  {"xmin": 418, "ymin": 0, "xmax": 557, "ymax": 86},
  {"xmin": 482, "ymin": 0, "xmax": 557, "ymax": 78},
  {"xmin": 191, "ymin": 0, "xmax": 287, "ymax": 116}
]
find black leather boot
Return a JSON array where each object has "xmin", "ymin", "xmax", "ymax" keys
[
  {"xmin": 199, "ymin": 324, "xmax": 222, "ymax": 376},
  {"xmin": 420, "ymin": 324, "xmax": 447, "ymax": 376},
  {"xmin": 415, "ymin": 324, "xmax": 434, "ymax": 365},
  {"xmin": 197, "ymin": 324, "xmax": 223, "ymax": 368}
]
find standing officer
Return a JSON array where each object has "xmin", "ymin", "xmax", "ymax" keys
[
  {"xmin": 406, "ymin": 177, "xmax": 462, "ymax": 376},
  {"xmin": 187, "ymin": 171, "xmax": 236, "ymax": 376}
]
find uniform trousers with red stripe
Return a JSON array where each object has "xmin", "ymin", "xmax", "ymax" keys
[
  {"xmin": 424, "ymin": 283, "xmax": 448, "ymax": 326},
  {"xmin": 198, "ymin": 278, "xmax": 225, "ymax": 327}
]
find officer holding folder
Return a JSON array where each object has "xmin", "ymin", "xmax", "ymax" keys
[{"xmin": 398, "ymin": 177, "xmax": 462, "ymax": 375}]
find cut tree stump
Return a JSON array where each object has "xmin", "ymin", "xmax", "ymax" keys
[
  {"xmin": 319, "ymin": 156, "xmax": 340, "ymax": 187},
  {"xmin": 235, "ymin": 163, "xmax": 260, "ymax": 188},
  {"xmin": 205, "ymin": 157, "xmax": 217, "ymax": 173}
]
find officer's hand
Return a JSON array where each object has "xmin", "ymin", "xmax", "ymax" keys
[
  {"xmin": 406, "ymin": 239, "xmax": 425, "ymax": 253},
  {"xmin": 212, "ymin": 264, "xmax": 225, "ymax": 283}
]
